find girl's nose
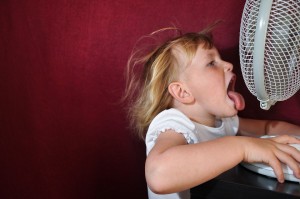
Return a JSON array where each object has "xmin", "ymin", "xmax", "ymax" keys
[{"xmin": 224, "ymin": 61, "xmax": 233, "ymax": 72}]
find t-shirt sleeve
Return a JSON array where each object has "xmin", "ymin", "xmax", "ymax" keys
[{"xmin": 145, "ymin": 109, "xmax": 196, "ymax": 155}]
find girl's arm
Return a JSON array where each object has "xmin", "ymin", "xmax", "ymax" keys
[
  {"xmin": 238, "ymin": 117, "xmax": 300, "ymax": 137},
  {"xmin": 145, "ymin": 130, "xmax": 300, "ymax": 194}
]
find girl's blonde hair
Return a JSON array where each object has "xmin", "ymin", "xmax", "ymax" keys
[{"xmin": 124, "ymin": 26, "xmax": 215, "ymax": 140}]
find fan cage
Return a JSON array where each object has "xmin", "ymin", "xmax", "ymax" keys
[{"xmin": 239, "ymin": 0, "xmax": 300, "ymax": 103}]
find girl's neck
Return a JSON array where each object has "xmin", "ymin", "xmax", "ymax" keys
[
  {"xmin": 189, "ymin": 115, "xmax": 216, "ymax": 127},
  {"xmin": 175, "ymin": 106, "xmax": 217, "ymax": 127}
]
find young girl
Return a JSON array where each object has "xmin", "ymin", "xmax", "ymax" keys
[{"xmin": 124, "ymin": 26, "xmax": 300, "ymax": 199}]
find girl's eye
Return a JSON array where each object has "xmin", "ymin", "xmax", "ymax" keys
[{"xmin": 207, "ymin": 61, "xmax": 216, "ymax": 67}]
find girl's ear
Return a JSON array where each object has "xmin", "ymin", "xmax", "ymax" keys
[{"xmin": 168, "ymin": 82, "xmax": 194, "ymax": 104}]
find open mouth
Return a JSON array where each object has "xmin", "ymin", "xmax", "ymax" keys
[
  {"xmin": 226, "ymin": 74, "xmax": 245, "ymax": 111},
  {"xmin": 227, "ymin": 75, "xmax": 236, "ymax": 93}
]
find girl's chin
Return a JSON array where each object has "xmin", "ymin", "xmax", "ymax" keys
[{"xmin": 225, "ymin": 99, "xmax": 240, "ymax": 115}]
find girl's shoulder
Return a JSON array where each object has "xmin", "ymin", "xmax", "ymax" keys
[{"xmin": 146, "ymin": 108, "xmax": 196, "ymax": 147}]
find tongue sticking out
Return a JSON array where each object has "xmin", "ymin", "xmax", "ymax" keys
[{"xmin": 228, "ymin": 91, "xmax": 245, "ymax": 111}]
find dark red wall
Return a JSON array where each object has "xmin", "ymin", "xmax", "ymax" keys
[{"xmin": 1, "ymin": 1, "xmax": 300, "ymax": 199}]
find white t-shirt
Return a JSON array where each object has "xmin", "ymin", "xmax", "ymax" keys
[{"xmin": 145, "ymin": 108, "xmax": 239, "ymax": 199}]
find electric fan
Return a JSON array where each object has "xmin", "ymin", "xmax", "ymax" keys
[
  {"xmin": 239, "ymin": 0, "xmax": 300, "ymax": 182},
  {"xmin": 239, "ymin": 0, "xmax": 300, "ymax": 110}
]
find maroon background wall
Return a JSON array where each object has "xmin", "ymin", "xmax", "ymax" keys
[{"xmin": 1, "ymin": 1, "xmax": 300, "ymax": 199}]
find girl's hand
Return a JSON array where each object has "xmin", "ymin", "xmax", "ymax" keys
[{"xmin": 241, "ymin": 135, "xmax": 300, "ymax": 183}]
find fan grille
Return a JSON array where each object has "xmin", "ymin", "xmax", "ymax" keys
[{"xmin": 240, "ymin": 0, "xmax": 300, "ymax": 102}]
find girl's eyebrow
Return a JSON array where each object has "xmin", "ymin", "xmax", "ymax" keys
[
  {"xmin": 204, "ymin": 52, "xmax": 216, "ymax": 59},
  {"xmin": 206, "ymin": 51, "xmax": 221, "ymax": 59}
]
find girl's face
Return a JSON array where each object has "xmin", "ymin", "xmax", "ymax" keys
[{"xmin": 179, "ymin": 45, "xmax": 245, "ymax": 122}]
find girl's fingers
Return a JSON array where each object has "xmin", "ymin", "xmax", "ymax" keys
[
  {"xmin": 245, "ymin": 136, "xmax": 300, "ymax": 183},
  {"xmin": 277, "ymin": 144, "xmax": 300, "ymax": 163},
  {"xmin": 267, "ymin": 155, "xmax": 285, "ymax": 183},
  {"xmin": 273, "ymin": 148, "xmax": 300, "ymax": 179},
  {"xmin": 271, "ymin": 135, "xmax": 300, "ymax": 144},
  {"xmin": 262, "ymin": 136, "xmax": 300, "ymax": 182}
]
